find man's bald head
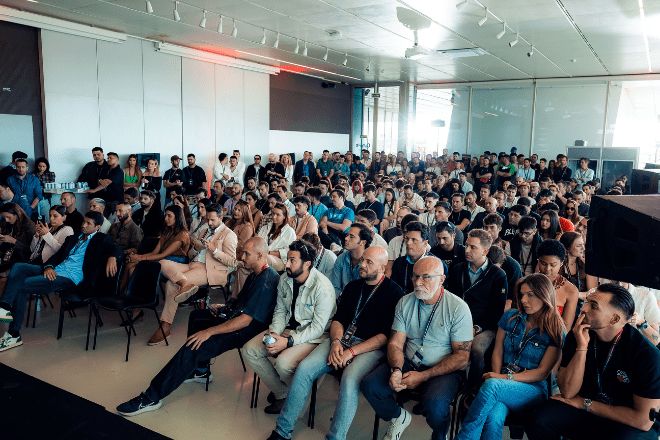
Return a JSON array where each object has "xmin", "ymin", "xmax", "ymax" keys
[
  {"xmin": 414, "ymin": 256, "xmax": 444, "ymax": 276},
  {"xmin": 246, "ymin": 236, "xmax": 268, "ymax": 256},
  {"xmin": 241, "ymin": 237, "xmax": 269, "ymax": 272},
  {"xmin": 359, "ymin": 245, "xmax": 389, "ymax": 282}
]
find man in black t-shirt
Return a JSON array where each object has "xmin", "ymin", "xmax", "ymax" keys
[
  {"xmin": 430, "ymin": 221, "xmax": 465, "ymax": 272},
  {"xmin": 449, "ymin": 193, "xmax": 471, "ymax": 231},
  {"xmin": 267, "ymin": 246, "xmax": 405, "ymax": 440},
  {"xmin": 182, "ymin": 154, "xmax": 207, "ymax": 195},
  {"xmin": 527, "ymin": 284, "xmax": 660, "ymax": 440},
  {"xmin": 117, "ymin": 237, "xmax": 279, "ymax": 417}
]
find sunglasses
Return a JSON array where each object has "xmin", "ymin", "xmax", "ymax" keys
[{"xmin": 566, "ymin": 207, "xmax": 575, "ymax": 211}]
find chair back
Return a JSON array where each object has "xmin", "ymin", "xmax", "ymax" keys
[
  {"xmin": 125, "ymin": 260, "xmax": 162, "ymax": 306},
  {"xmin": 92, "ymin": 254, "xmax": 124, "ymax": 297}
]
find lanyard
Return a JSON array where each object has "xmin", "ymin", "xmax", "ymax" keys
[
  {"xmin": 509, "ymin": 316, "xmax": 540, "ymax": 366},
  {"xmin": 352, "ymin": 276, "xmax": 385, "ymax": 324},
  {"xmin": 314, "ymin": 247, "xmax": 325, "ymax": 269},
  {"xmin": 594, "ymin": 328, "xmax": 623, "ymax": 394},
  {"xmin": 566, "ymin": 260, "xmax": 581, "ymax": 292},
  {"xmin": 417, "ymin": 288, "xmax": 444, "ymax": 347},
  {"xmin": 520, "ymin": 244, "xmax": 533, "ymax": 274}
]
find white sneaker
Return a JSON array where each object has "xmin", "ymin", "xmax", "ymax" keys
[
  {"xmin": 384, "ymin": 408, "xmax": 411, "ymax": 440},
  {"xmin": 0, "ymin": 332, "xmax": 22, "ymax": 352},
  {"xmin": 0, "ymin": 307, "xmax": 12, "ymax": 323}
]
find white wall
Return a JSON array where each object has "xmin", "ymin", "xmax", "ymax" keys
[
  {"xmin": 269, "ymin": 130, "xmax": 351, "ymax": 162},
  {"xmin": 40, "ymin": 31, "xmax": 271, "ymax": 206}
]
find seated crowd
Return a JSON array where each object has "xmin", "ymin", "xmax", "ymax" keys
[{"xmin": 0, "ymin": 147, "xmax": 658, "ymax": 440}]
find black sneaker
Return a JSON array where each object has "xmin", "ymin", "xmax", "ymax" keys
[
  {"xmin": 266, "ymin": 431, "xmax": 287, "ymax": 440},
  {"xmin": 264, "ymin": 398, "xmax": 286, "ymax": 414},
  {"xmin": 184, "ymin": 369, "xmax": 213, "ymax": 384},
  {"xmin": 117, "ymin": 393, "xmax": 162, "ymax": 416},
  {"xmin": 266, "ymin": 391, "xmax": 276, "ymax": 404}
]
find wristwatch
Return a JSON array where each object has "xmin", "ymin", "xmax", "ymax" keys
[
  {"xmin": 507, "ymin": 371, "xmax": 514, "ymax": 381},
  {"xmin": 583, "ymin": 398, "xmax": 593, "ymax": 412},
  {"xmin": 473, "ymin": 325, "xmax": 482, "ymax": 334},
  {"xmin": 391, "ymin": 366, "xmax": 402, "ymax": 374},
  {"xmin": 637, "ymin": 320, "xmax": 649, "ymax": 330},
  {"xmin": 287, "ymin": 336, "xmax": 294, "ymax": 348}
]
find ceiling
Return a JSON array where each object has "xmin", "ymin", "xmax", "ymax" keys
[{"xmin": 2, "ymin": 0, "xmax": 660, "ymax": 85}]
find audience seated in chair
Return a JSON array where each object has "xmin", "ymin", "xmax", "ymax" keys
[
  {"xmin": 302, "ymin": 232, "xmax": 336, "ymax": 281},
  {"xmin": 131, "ymin": 190, "xmax": 163, "ymax": 239},
  {"xmin": 243, "ymin": 239, "xmax": 336, "ymax": 414},
  {"xmin": 29, "ymin": 205, "xmax": 74, "ymax": 267},
  {"xmin": 266, "ymin": 246, "xmax": 404, "ymax": 440},
  {"xmin": 330, "ymin": 223, "xmax": 372, "ymax": 299},
  {"xmin": 107, "ymin": 202, "xmax": 143, "ymax": 256},
  {"xmin": 0, "ymin": 211, "xmax": 121, "ymax": 352}
]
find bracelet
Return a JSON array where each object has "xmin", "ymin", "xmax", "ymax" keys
[
  {"xmin": 331, "ymin": 338, "xmax": 341, "ymax": 345},
  {"xmin": 348, "ymin": 347, "xmax": 355, "ymax": 357}
]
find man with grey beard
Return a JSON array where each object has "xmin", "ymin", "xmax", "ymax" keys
[{"xmin": 361, "ymin": 256, "xmax": 474, "ymax": 440}]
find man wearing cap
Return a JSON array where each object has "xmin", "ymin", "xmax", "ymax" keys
[
  {"xmin": 163, "ymin": 155, "xmax": 184, "ymax": 205},
  {"xmin": 495, "ymin": 153, "xmax": 515, "ymax": 191}
]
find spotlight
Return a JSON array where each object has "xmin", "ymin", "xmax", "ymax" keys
[
  {"xmin": 260, "ymin": 29, "xmax": 266, "ymax": 45},
  {"xmin": 527, "ymin": 45, "xmax": 534, "ymax": 57},
  {"xmin": 496, "ymin": 23, "xmax": 506, "ymax": 39},
  {"xmin": 173, "ymin": 1, "xmax": 180, "ymax": 21},
  {"xmin": 342, "ymin": 53, "xmax": 347, "ymax": 66},
  {"xmin": 509, "ymin": 33, "xmax": 519, "ymax": 47},
  {"xmin": 217, "ymin": 15, "xmax": 223, "ymax": 33},
  {"xmin": 146, "ymin": 0, "xmax": 153, "ymax": 14},
  {"xmin": 366, "ymin": 60, "xmax": 371, "ymax": 72},
  {"xmin": 231, "ymin": 19, "xmax": 237, "ymax": 37},
  {"xmin": 294, "ymin": 39, "xmax": 300, "ymax": 54},
  {"xmin": 199, "ymin": 10, "xmax": 206, "ymax": 28},
  {"xmin": 274, "ymin": 33, "xmax": 280, "ymax": 48},
  {"xmin": 456, "ymin": 0, "xmax": 468, "ymax": 10},
  {"xmin": 478, "ymin": 8, "xmax": 488, "ymax": 26},
  {"xmin": 323, "ymin": 47, "xmax": 328, "ymax": 61},
  {"xmin": 303, "ymin": 42, "xmax": 308, "ymax": 56}
]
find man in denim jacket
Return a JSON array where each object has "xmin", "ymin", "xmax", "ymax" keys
[{"xmin": 243, "ymin": 239, "xmax": 336, "ymax": 414}]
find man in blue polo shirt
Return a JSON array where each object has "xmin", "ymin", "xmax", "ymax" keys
[{"xmin": 318, "ymin": 189, "xmax": 354, "ymax": 251}]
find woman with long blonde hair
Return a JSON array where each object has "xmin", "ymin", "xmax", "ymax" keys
[
  {"xmin": 141, "ymin": 157, "xmax": 162, "ymax": 206},
  {"xmin": 280, "ymin": 154, "xmax": 294, "ymax": 188},
  {"xmin": 455, "ymin": 273, "xmax": 564, "ymax": 440}
]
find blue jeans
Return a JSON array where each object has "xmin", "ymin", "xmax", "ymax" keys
[
  {"xmin": 36, "ymin": 198, "xmax": 52, "ymax": 219},
  {"xmin": 275, "ymin": 338, "xmax": 385, "ymax": 440},
  {"xmin": 361, "ymin": 360, "xmax": 464, "ymax": 440},
  {"xmin": 455, "ymin": 378, "xmax": 547, "ymax": 440},
  {"xmin": 0, "ymin": 263, "xmax": 75, "ymax": 333},
  {"xmin": 467, "ymin": 330, "xmax": 496, "ymax": 390}
]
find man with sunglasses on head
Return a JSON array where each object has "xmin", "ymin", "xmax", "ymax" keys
[
  {"xmin": 245, "ymin": 155, "xmax": 267, "ymax": 187},
  {"xmin": 361, "ymin": 256, "xmax": 473, "ymax": 440}
]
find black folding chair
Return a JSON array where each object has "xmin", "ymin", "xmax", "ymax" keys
[
  {"xmin": 91, "ymin": 261, "xmax": 165, "ymax": 361},
  {"xmin": 25, "ymin": 292, "xmax": 54, "ymax": 328}
]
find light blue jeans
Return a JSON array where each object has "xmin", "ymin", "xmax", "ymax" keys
[
  {"xmin": 275, "ymin": 338, "xmax": 386, "ymax": 440},
  {"xmin": 36, "ymin": 198, "xmax": 52, "ymax": 219},
  {"xmin": 455, "ymin": 378, "xmax": 547, "ymax": 440}
]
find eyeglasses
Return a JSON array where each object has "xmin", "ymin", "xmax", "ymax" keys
[{"xmin": 411, "ymin": 273, "xmax": 443, "ymax": 283}]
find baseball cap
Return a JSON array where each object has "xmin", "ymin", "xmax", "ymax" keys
[
  {"xmin": 171, "ymin": 155, "xmax": 182, "ymax": 161},
  {"xmin": 540, "ymin": 189, "xmax": 552, "ymax": 198}
]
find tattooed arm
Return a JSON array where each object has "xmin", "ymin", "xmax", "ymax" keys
[{"xmin": 415, "ymin": 340, "xmax": 472, "ymax": 382}]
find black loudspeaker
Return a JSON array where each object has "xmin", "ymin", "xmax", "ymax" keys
[
  {"xmin": 631, "ymin": 169, "xmax": 660, "ymax": 195},
  {"xmin": 586, "ymin": 195, "xmax": 660, "ymax": 289}
]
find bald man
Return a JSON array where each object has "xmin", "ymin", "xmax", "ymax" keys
[
  {"xmin": 267, "ymin": 246, "xmax": 405, "ymax": 440},
  {"xmin": 361, "ymin": 256, "xmax": 474, "ymax": 440},
  {"xmin": 468, "ymin": 196, "xmax": 505, "ymax": 232},
  {"xmin": 265, "ymin": 153, "xmax": 285, "ymax": 181},
  {"xmin": 117, "ymin": 237, "xmax": 280, "ymax": 417}
]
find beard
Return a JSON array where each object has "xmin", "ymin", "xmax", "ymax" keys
[
  {"xmin": 286, "ymin": 266, "xmax": 304, "ymax": 279},
  {"xmin": 413, "ymin": 287, "xmax": 434, "ymax": 301},
  {"xmin": 360, "ymin": 268, "xmax": 379, "ymax": 282}
]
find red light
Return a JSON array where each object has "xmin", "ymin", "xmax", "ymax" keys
[{"xmin": 276, "ymin": 65, "xmax": 309, "ymax": 73}]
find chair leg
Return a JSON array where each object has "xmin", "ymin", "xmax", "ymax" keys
[
  {"xmin": 238, "ymin": 348, "xmax": 246, "ymax": 372},
  {"xmin": 85, "ymin": 304, "xmax": 93, "ymax": 351},
  {"xmin": 57, "ymin": 299, "xmax": 66, "ymax": 340},
  {"xmin": 372, "ymin": 413, "xmax": 380, "ymax": 440},
  {"xmin": 25, "ymin": 295, "xmax": 32, "ymax": 328},
  {"xmin": 32, "ymin": 296, "xmax": 39, "ymax": 328},
  {"xmin": 44, "ymin": 294, "xmax": 54, "ymax": 308},
  {"xmin": 126, "ymin": 311, "xmax": 134, "ymax": 362},
  {"xmin": 154, "ymin": 308, "xmax": 168, "ymax": 346},
  {"xmin": 308, "ymin": 378, "xmax": 317, "ymax": 429},
  {"xmin": 93, "ymin": 305, "xmax": 100, "ymax": 351},
  {"xmin": 254, "ymin": 376, "xmax": 260, "ymax": 408},
  {"xmin": 250, "ymin": 373, "xmax": 257, "ymax": 408}
]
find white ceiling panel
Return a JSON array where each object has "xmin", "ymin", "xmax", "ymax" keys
[{"xmin": 2, "ymin": 0, "xmax": 659, "ymax": 84}]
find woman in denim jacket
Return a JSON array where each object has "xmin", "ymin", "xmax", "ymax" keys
[{"xmin": 455, "ymin": 273, "xmax": 565, "ymax": 440}]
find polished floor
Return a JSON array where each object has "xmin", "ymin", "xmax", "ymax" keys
[{"xmin": 1, "ymin": 293, "xmax": 521, "ymax": 440}]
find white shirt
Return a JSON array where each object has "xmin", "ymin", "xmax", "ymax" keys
[
  {"xmin": 227, "ymin": 165, "xmax": 244, "ymax": 186},
  {"xmin": 192, "ymin": 226, "xmax": 218, "ymax": 264},
  {"xmin": 387, "ymin": 235, "xmax": 431, "ymax": 261},
  {"xmin": 213, "ymin": 162, "xmax": 230, "ymax": 185},
  {"xmin": 464, "ymin": 204, "xmax": 485, "ymax": 222},
  {"xmin": 371, "ymin": 233, "xmax": 388, "ymax": 250},
  {"xmin": 284, "ymin": 165, "xmax": 294, "ymax": 185},
  {"xmin": 630, "ymin": 285, "xmax": 660, "ymax": 325},
  {"xmin": 258, "ymin": 223, "xmax": 296, "ymax": 261}
]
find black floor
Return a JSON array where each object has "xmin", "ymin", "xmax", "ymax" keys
[{"xmin": 0, "ymin": 363, "xmax": 171, "ymax": 440}]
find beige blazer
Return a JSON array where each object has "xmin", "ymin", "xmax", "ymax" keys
[
  {"xmin": 206, "ymin": 223, "xmax": 238, "ymax": 286},
  {"xmin": 288, "ymin": 213, "xmax": 318, "ymax": 239}
]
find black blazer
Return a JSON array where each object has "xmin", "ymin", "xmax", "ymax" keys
[
  {"xmin": 293, "ymin": 160, "xmax": 316, "ymax": 184},
  {"xmin": 44, "ymin": 232, "xmax": 123, "ymax": 289},
  {"xmin": 244, "ymin": 164, "xmax": 266, "ymax": 186},
  {"xmin": 132, "ymin": 205, "xmax": 164, "ymax": 238}
]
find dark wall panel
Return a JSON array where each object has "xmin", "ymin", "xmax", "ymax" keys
[
  {"xmin": 270, "ymin": 71, "xmax": 351, "ymax": 134},
  {"xmin": 0, "ymin": 21, "xmax": 44, "ymax": 159}
]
